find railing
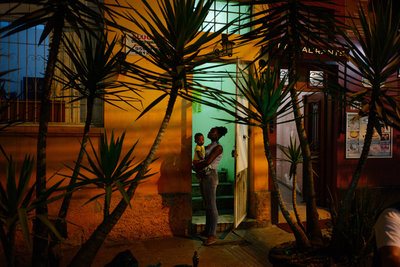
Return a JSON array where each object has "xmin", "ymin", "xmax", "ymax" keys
[{"xmin": 0, "ymin": 99, "xmax": 65, "ymax": 123}]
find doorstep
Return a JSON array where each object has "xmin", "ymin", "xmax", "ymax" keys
[{"xmin": 191, "ymin": 215, "xmax": 258, "ymax": 234}]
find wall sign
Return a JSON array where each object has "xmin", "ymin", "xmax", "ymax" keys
[
  {"xmin": 125, "ymin": 34, "xmax": 155, "ymax": 56},
  {"xmin": 346, "ymin": 113, "xmax": 392, "ymax": 158}
]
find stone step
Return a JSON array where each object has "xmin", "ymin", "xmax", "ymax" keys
[
  {"xmin": 192, "ymin": 195, "xmax": 234, "ymax": 213},
  {"xmin": 191, "ymin": 182, "xmax": 233, "ymax": 197},
  {"xmin": 190, "ymin": 215, "xmax": 258, "ymax": 234}
]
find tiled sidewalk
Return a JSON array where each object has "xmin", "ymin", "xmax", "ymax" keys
[{"xmin": 61, "ymin": 225, "xmax": 295, "ymax": 267}]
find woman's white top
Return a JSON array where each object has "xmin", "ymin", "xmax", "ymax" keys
[
  {"xmin": 375, "ymin": 208, "xmax": 400, "ymax": 249},
  {"xmin": 206, "ymin": 141, "xmax": 222, "ymax": 170}
]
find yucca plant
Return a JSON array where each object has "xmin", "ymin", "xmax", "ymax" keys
[
  {"xmin": 329, "ymin": 188, "xmax": 384, "ymax": 265},
  {"xmin": 277, "ymin": 137, "xmax": 304, "ymax": 231},
  {"xmin": 65, "ymin": 131, "xmax": 145, "ymax": 220},
  {"xmin": 331, "ymin": 0, "xmax": 400, "ymax": 256},
  {"xmin": 0, "ymin": 1, "xmax": 123, "ymax": 264},
  {"xmin": 217, "ymin": 65, "xmax": 313, "ymax": 247},
  {"xmin": 68, "ymin": 0, "xmax": 235, "ymax": 265},
  {"xmin": 237, "ymin": 0, "xmax": 343, "ymax": 245},
  {"xmin": 0, "ymin": 147, "xmax": 63, "ymax": 267},
  {"xmin": 53, "ymin": 31, "xmax": 141, "ymax": 239}
]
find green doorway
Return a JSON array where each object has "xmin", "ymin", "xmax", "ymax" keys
[
  {"xmin": 191, "ymin": 63, "xmax": 236, "ymax": 220},
  {"xmin": 192, "ymin": 63, "xmax": 236, "ymax": 182}
]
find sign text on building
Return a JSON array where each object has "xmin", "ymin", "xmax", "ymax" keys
[{"xmin": 125, "ymin": 34, "xmax": 155, "ymax": 56}]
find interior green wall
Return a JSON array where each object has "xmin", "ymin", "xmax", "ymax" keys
[{"xmin": 193, "ymin": 63, "xmax": 236, "ymax": 183}]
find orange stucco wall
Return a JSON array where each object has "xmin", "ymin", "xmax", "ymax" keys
[{"xmin": 0, "ymin": 0, "xmax": 270, "ymax": 246}]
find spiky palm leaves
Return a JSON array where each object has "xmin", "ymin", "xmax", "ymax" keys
[
  {"xmin": 52, "ymin": 31, "xmax": 142, "ymax": 239},
  {"xmin": 69, "ymin": 1, "xmax": 234, "ymax": 265},
  {"xmin": 0, "ymin": 1, "xmax": 122, "ymax": 263},
  {"xmin": 333, "ymin": 0, "xmax": 400, "ymax": 246},
  {"xmin": 121, "ymin": 0, "xmax": 235, "ymax": 115},
  {"xmin": 218, "ymin": 66, "xmax": 312, "ymax": 247},
  {"xmin": 278, "ymin": 137, "xmax": 304, "ymax": 231},
  {"xmin": 238, "ymin": 0, "xmax": 340, "ymax": 63},
  {"xmin": 0, "ymin": 149, "xmax": 63, "ymax": 267},
  {"xmin": 64, "ymin": 132, "xmax": 145, "ymax": 220},
  {"xmin": 237, "ymin": 0, "xmax": 342, "ymax": 245}
]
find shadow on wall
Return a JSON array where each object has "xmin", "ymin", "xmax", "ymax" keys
[{"xmin": 158, "ymin": 136, "xmax": 192, "ymax": 235}]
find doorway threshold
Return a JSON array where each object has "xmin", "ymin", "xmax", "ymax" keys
[
  {"xmin": 191, "ymin": 214, "xmax": 233, "ymax": 234},
  {"xmin": 192, "ymin": 214, "xmax": 233, "ymax": 224},
  {"xmin": 191, "ymin": 215, "xmax": 257, "ymax": 234}
]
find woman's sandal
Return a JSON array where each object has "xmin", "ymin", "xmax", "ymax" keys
[{"xmin": 203, "ymin": 236, "xmax": 217, "ymax": 246}]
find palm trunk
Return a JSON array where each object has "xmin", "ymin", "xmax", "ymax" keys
[
  {"xmin": 3, "ymin": 224, "xmax": 16, "ymax": 267},
  {"xmin": 8, "ymin": 226, "xmax": 16, "ymax": 267},
  {"xmin": 292, "ymin": 171, "xmax": 305, "ymax": 232},
  {"xmin": 68, "ymin": 90, "xmax": 179, "ymax": 267},
  {"xmin": 290, "ymin": 89, "xmax": 323, "ymax": 245},
  {"xmin": 287, "ymin": 54, "xmax": 322, "ymax": 246},
  {"xmin": 0, "ymin": 226, "xmax": 11, "ymax": 266},
  {"xmin": 335, "ymin": 107, "xmax": 377, "ymax": 236},
  {"xmin": 56, "ymin": 96, "xmax": 95, "ymax": 237},
  {"xmin": 286, "ymin": 0, "xmax": 322, "ymax": 245},
  {"xmin": 104, "ymin": 187, "xmax": 111, "ymax": 220},
  {"xmin": 262, "ymin": 127, "xmax": 311, "ymax": 248},
  {"xmin": 32, "ymin": 18, "xmax": 64, "ymax": 267}
]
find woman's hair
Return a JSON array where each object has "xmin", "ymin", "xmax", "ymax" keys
[{"xmin": 216, "ymin": 126, "xmax": 227, "ymax": 138}]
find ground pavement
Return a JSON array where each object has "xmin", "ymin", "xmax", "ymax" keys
[
  {"xmin": 59, "ymin": 184, "xmax": 330, "ymax": 267},
  {"xmin": 60, "ymin": 225, "xmax": 296, "ymax": 267}
]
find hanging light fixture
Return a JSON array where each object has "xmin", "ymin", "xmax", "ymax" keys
[
  {"xmin": 220, "ymin": 34, "xmax": 234, "ymax": 57},
  {"xmin": 214, "ymin": 34, "xmax": 234, "ymax": 57}
]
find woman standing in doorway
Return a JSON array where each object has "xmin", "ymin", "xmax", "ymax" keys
[{"xmin": 193, "ymin": 126, "xmax": 227, "ymax": 245}]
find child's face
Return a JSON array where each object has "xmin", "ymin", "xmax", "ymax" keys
[{"xmin": 195, "ymin": 135, "xmax": 204, "ymax": 146}]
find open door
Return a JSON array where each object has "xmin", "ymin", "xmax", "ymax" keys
[{"xmin": 234, "ymin": 61, "xmax": 249, "ymax": 228}]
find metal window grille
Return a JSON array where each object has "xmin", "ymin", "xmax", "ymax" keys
[
  {"xmin": 199, "ymin": 0, "xmax": 252, "ymax": 34},
  {"xmin": 0, "ymin": 4, "xmax": 103, "ymax": 126}
]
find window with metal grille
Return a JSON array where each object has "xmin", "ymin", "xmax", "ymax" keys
[
  {"xmin": 0, "ymin": 21, "xmax": 57, "ymax": 122},
  {"xmin": 199, "ymin": 0, "xmax": 251, "ymax": 34},
  {"xmin": 0, "ymin": 21, "xmax": 103, "ymax": 126}
]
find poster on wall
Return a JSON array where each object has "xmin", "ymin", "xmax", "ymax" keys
[
  {"xmin": 125, "ymin": 34, "xmax": 155, "ymax": 56},
  {"xmin": 346, "ymin": 113, "xmax": 392, "ymax": 158}
]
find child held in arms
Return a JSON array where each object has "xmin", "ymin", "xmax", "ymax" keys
[
  {"xmin": 193, "ymin": 132, "xmax": 205, "ymax": 165},
  {"xmin": 193, "ymin": 133, "xmax": 205, "ymax": 181}
]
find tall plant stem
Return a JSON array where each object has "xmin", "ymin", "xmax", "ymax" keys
[
  {"xmin": 32, "ymin": 17, "xmax": 64, "ymax": 267},
  {"xmin": 68, "ymin": 90, "xmax": 179, "ymax": 267},
  {"xmin": 4, "ymin": 224, "xmax": 16, "ymax": 267},
  {"xmin": 292, "ymin": 171, "xmax": 305, "ymax": 232},
  {"xmin": 262, "ymin": 127, "xmax": 311, "ymax": 248},
  {"xmin": 0, "ymin": 227, "xmax": 11, "ymax": 266},
  {"xmin": 286, "ymin": 27, "xmax": 322, "ymax": 243},
  {"xmin": 56, "ymin": 96, "xmax": 95, "ymax": 236},
  {"xmin": 336, "ymin": 103, "xmax": 377, "ymax": 233},
  {"xmin": 289, "ymin": 86, "xmax": 322, "ymax": 245},
  {"xmin": 284, "ymin": 0, "xmax": 323, "ymax": 243}
]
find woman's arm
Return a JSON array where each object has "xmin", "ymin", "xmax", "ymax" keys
[{"xmin": 194, "ymin": 145, "xmax": 222, "ymax": 171}]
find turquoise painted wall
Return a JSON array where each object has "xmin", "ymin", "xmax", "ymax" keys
[{"xmin": 193, "ymin": 63, "xmax": 236, "ymax": 183}]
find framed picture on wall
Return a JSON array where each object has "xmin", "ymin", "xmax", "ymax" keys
[
  {"xmin": 345, "ymin": 113, "xmax": 393, "ymax": 159},
  {"xmin": 308, "ymin": 70, "xmax": 325, "ymax": 88}
]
